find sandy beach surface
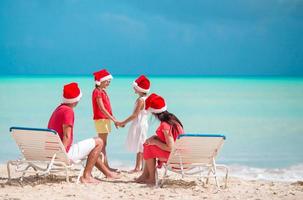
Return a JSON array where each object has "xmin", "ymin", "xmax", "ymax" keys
[{"xmin": 0, "ymin": 164, "xmax": 303, "ymax": 200}]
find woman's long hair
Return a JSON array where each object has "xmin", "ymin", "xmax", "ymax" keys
[{"xmin": 155, "ymin": 111, "xmax": 183, "ymax": 138}]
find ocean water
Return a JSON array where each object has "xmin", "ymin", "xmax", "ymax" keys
[{"xmin": 0, "ymin": 76, "xmax": 303, "ymax": 181}]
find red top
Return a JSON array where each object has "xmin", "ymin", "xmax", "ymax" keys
[
  {"xmin": 92, "ymin": 88, "xmax": 113, "ymax": 120},
  {"xmin": 143, "ymin": 121, "xmax": 184, "ymax": 160},
  {"xmin": 156, "ymin": 122, "xmax": 184, "ymax": 142},
  {"xmin": 48, "ymin": 104, "xmax": 74, "ymax": 152}
]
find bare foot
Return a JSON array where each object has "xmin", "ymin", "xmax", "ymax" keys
[
  {"xmin": 80, "ymin": 176, "xmax": 101, "ymax": 184},
  {"xmin": 109, "ymin": 167, "xmax": 121, "ymax": 173},
  {"xmin": 105, "ymin": 172, "xmax": 121, "ymax": 179},
  {"xmin": 135, "ymin": 175, "xmax": 148, "ymax": 183},
  {"xmin": 128, "ymin": 168, "xmax": 142, "ymax": 174},
  {"xmin": 143, "ymin": 178, "xmax": 156, "ymax": 185}
]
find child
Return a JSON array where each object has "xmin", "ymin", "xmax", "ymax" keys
[
  {"xmin": 92, "ymin": 69, "xmax": 117, "ymax": 171},
  {"xmin": 116, "ymin": 75, "xmax": 151, "ymax": 173}
]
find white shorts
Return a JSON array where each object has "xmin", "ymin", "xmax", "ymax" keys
[{"xmin": 67, "ymin": 138, "xmax": 96, "ymax": 163}]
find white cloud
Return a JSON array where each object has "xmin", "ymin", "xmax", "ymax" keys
[{"xmin": 99, "ymin": 12, "xmax": 147, "ymax": 40}]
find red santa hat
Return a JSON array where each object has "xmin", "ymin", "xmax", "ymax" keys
[
  {"xmin": 145, "ymin": 93, "xmax": 167, "ymax": 113},
  {"xmin": 132, "ymin": 75, "xmax": 150, "ymax": 93},
  {"xmin": 93, "ymin": 69, "xmax": 113, "ymax": 85},
  {"xmin": 62, "ymin": 82, "xmax": 82, "ymax": 104}
]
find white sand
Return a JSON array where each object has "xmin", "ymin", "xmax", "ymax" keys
[{"xmin": 1, "ymin": 164, "xmax": 303, "ymax": 200}]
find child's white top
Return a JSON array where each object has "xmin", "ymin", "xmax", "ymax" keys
[{"xmin": 125, "ymin": 96, "xmax": 149, "ymax": 153}]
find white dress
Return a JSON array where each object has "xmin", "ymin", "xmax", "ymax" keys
[{"xmin": 125, "ymin": 96, "xmax": 149, "ymax": 153}]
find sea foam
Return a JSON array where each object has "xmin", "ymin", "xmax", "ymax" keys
[{"xmin": 228, "ymin": 164, "xmax": 303, "ymax": 182}]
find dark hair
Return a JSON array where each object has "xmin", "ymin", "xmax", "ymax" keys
[{"xmin": 154, "ymin": 111, "xmax": 183, "ymax": 137}]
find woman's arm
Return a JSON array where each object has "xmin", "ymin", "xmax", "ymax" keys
[
  {"xmin": 96, "ymin": 97, "xmax": 116, "ymax": 122},
  {"xmin": 146, "ymin": 129, "xmax": 174, "ymax": 152},
  {"xmin": 145, "ymin": 135, "xmax": 158, "ymax": 143},
  {"xmin": 120, "ymin": 98, "xmax": 144, "ymax": 125}
]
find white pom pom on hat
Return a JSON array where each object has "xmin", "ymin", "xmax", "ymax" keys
[
  {"xmin": 93, "ymin": 69, "xmax": 113, "ymax": 86},
  {"xmin": 62, "ymin": 82, "xmax": 82, "ymax": 104},
  {"xmin": 145, "ymin": 93, "xmax": 167, "ymax": 113},
  {"xmin": 132, "ymin": 75, "xmax": 151, "ymax": 93}
]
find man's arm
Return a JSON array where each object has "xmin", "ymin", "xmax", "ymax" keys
[{"xmin": 62, "ymin": 124, "xmax": 72, "ymax": 150}]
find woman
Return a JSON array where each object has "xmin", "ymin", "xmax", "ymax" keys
[{"xmin": 135, "ymin": 93, "xmax": 184, "ymax": 185}]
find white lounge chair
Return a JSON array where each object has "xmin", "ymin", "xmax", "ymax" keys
[
  {"xmin": 158, "ymin": 133, "xmax": 228, "ymax": 189},
  {"xmin": 7, "ymin": 127, "xmax": 85, "ymax": 183}
]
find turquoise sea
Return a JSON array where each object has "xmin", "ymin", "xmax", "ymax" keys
[{"xmin": 0, "ymin": 76, "xmax": 303, "ymax": 181}]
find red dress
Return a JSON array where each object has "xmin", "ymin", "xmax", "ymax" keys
[{"xmin": 143, "ymin": 122, "xmax": 184, "ymax": 160}]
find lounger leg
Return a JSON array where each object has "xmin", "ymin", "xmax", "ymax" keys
[
  {"xmin": 76, "ymin": 167, "xmax": 84, "ymax": 184},
  {"xmin": 205, "ymin": 167, "xmax": 212, "ymax": 185},
  {"xmin": 215, "ymin": 164, "xmax": 229, "ymax": 189},
  {"xmin": 212, "ymin": 158, "xmax": 220, "ymax": 190},
  {"xmin": 213, "ymin": 169, "xmax": 219, "ymax": 189},
  {"xmin": 199, "ymin": 166, "xmax": 203, "ymax": 181},
  {"xmin": 155, "ymin": 168, "xmax": 159, "ymax": 188},
  {"xmin": 20, "ymin": 167, "xmax": 28, "ymax": 182},
  {"xmin": 65, "ymin": 166, "xmax": 69, "ymax": 183},
  {"xmin": 178, "ymin": 156, "xmax": 185, "ymax": 179},
  {"xmin": 7, "ymin": 161, "xmax": 12, "ymax": 181},
  {"xmin": 217, "ymin": 165, "xmax": 229, "ymax": 189},
  {"xmin": 159, "ymin": 166, "xmax": 168, "ymax": 188},
  {"xmin": 223, "ymin": 166, "xmax": 229, "ymax": 189},
  {"xmin": 19, "ymin": 164, "xmax": 36, "ymax": 182}
]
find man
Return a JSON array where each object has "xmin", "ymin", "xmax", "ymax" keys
[{"xmin": 48, "ymin": 82, "xmax": 119, "ymax": 183}]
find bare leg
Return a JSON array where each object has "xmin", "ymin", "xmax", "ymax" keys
[
  {"xmin": 141, "ymin": 156, "xmax": 144, "ymax": 170},
  {"xmin": 129, "ymin": 152, "xmax": 143, "ymax": 173},
  {"xmin": 80, "ymin": 138, "xmax": 103, "ymax": 184},
  {"xmin": 98, "ymin": 133, "xmax": 110, "ymax": 169},
  {"xmin": 95, "ymin": 155, "xmax": 120, "ymax": 179},
  {"xmin": 143, "ymin": 158, "xmax": 156, "ymax": 185},
  {"xmin": 135, "ymin": 159, "xmax": 150, "ymax": 183},
  {"xmin": 136, "ymin": 152, "xmax": 143, "ymax": 170}
]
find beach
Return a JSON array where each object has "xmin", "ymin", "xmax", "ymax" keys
[
  {"xmin": 1, "ymin": 164, "xmax": 303, "ymax": 200},
  {"xmin": 1, "ymin": 76, "xmax": 303, "ymax": 199},
  {"xmin": 1, "ymin": 0, "xmax": 302, "ymax": 198}
]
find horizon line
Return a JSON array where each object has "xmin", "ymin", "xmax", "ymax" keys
[{"xmin": 0, "ymin": 74, "xmax": 303, "ymax": 79}]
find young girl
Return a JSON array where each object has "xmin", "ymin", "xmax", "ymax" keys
[
  {"xmin": 92, "ymin": 69, "xmax": 117, "ymax": 171},
  {"xmin": 116, "ymin": 75, "xmax": 151, "ymax": 173},
  {"xmin": 135, "ymin": 93, "xmax": 184, "ymax": 185}
]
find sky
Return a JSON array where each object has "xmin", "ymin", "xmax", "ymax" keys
[{"xmin": 0, "ymin": 0, "xmax": 302, "ymax": 76}]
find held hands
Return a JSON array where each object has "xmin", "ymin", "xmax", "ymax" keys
[{"xmin": 114, "ymin": 121, "xmax": 126, "ymax": 128}]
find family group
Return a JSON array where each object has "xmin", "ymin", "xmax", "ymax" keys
[{"xmin": 47, "ymin": 69, "xmax": 184, "ymax": 185}]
